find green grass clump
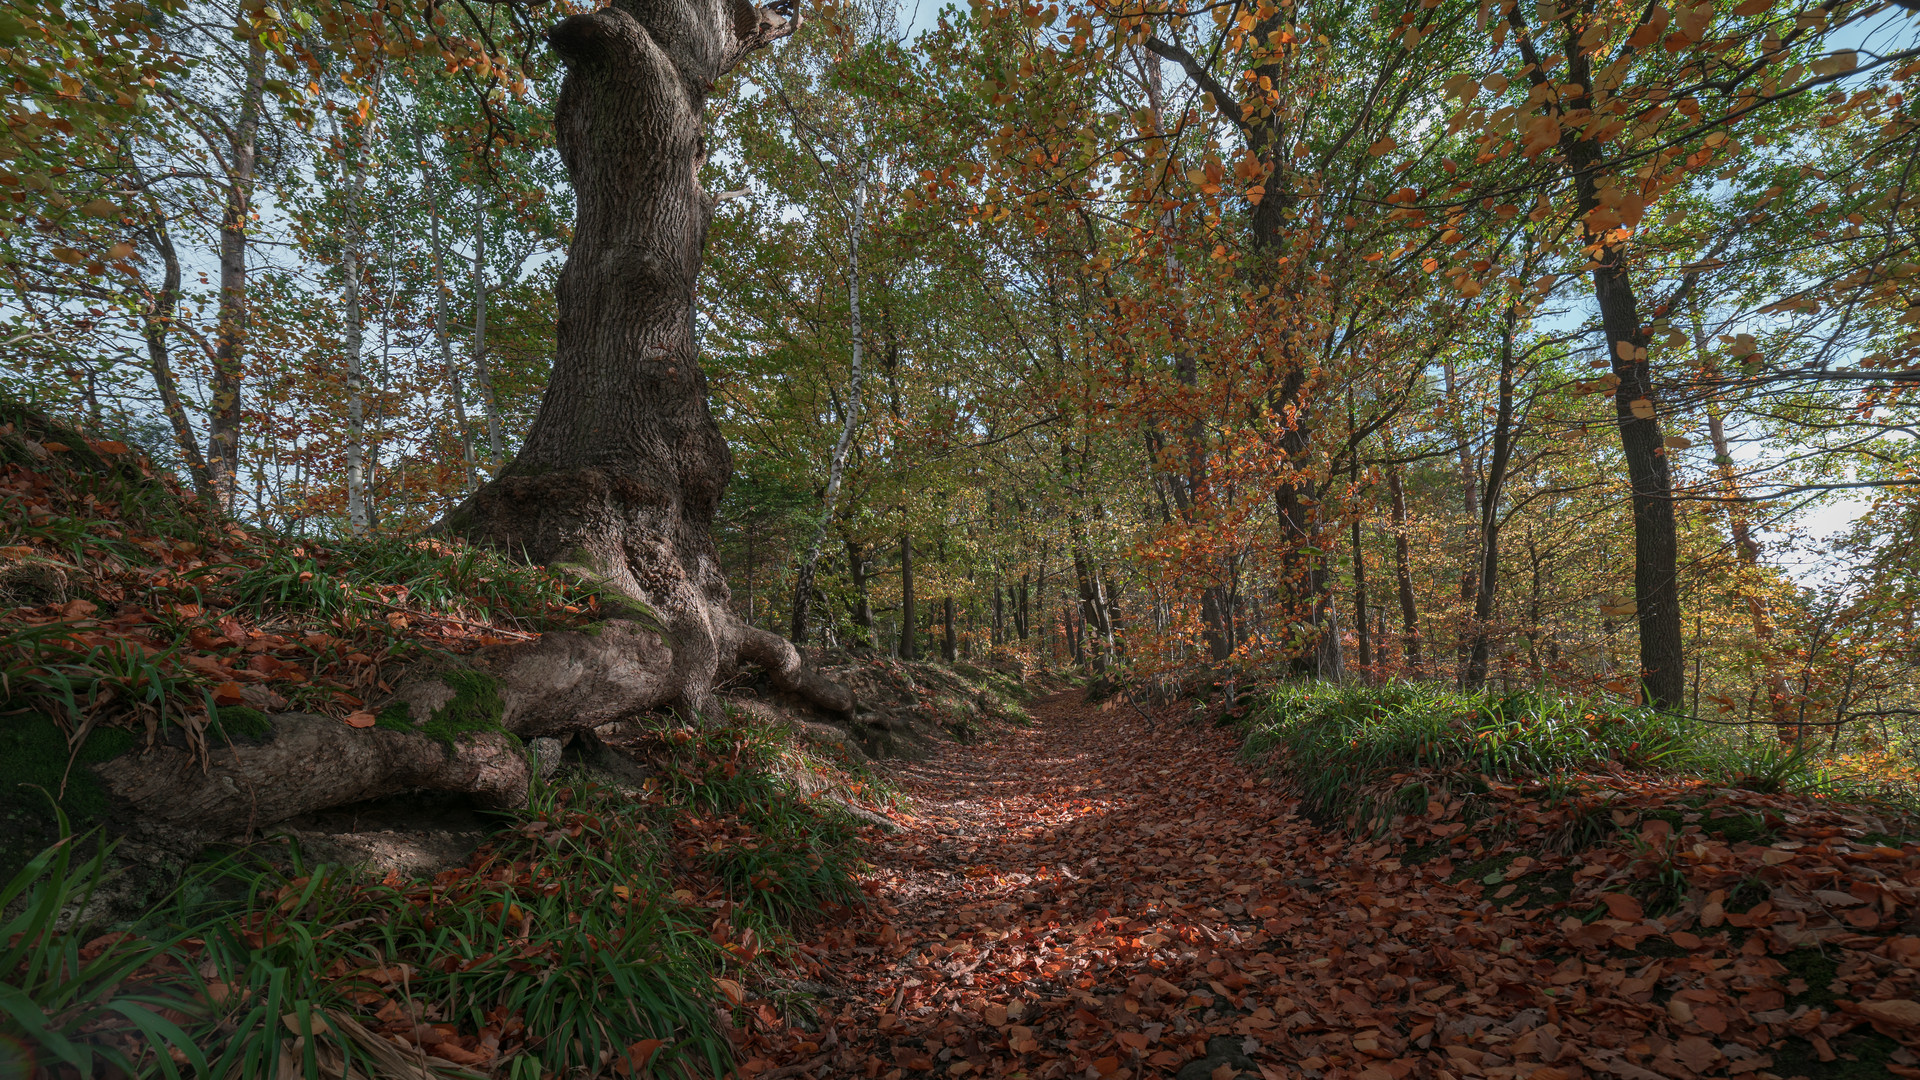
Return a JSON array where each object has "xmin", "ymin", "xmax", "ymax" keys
[
  {"xmin": 657, "ymin": 723, "xmax": 866, "ymax": 933},
  {"xmin": 5, "ymin": 720, "xmax": 868, "ymax": 1079},
  {"xmin": 0, "ymin": 821, "xmax": 207, "ymax": 1080},
  {"xmin": 1238, "ymin": 681, "xmax": 1699, "ymax": 821}
]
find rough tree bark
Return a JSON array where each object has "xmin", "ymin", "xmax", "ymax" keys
[
  {"xmin": 82, "ymin": 0, "xmax": 853, "ymax": 839},
  {"xmin": 447, "ymin": 0, "xmax": 846, "ymax": 719},
  {"xmin": 205, "ymin": 35, "xmax": 266, "ymax": 513}
]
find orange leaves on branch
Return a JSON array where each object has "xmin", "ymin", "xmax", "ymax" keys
[{"xmin": 1521, "ymin": 114, "xmax": 1562, "ymax": 158}]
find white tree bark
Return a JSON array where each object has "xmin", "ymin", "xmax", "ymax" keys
[
  {"xmin": 414, "ymin": 123, "xmax": 477, "ymax": 493},
  {"xmin": 337, "ymin": 100, "xmax": 378, "ymax": 535},
  {"xmin": 790, "ymin": 176, "xmax": 865, "ymax": 644},
  {"xmin": 471, "ymin": 201, "xmax": 503, "ymax": 464}
]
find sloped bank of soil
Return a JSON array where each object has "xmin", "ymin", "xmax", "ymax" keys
[
  {"xmin": 0, "ymin": 400, "xmax": 1056, "ymax": 914},
  {"xmin": 730, "ymin": 690, "xmax": 1920, "ymax": 1080}
]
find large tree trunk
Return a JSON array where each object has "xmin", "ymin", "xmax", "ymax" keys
[
  {"xmin": 1509, "ymin": 1, "xmax": 1684, "ymax": 710},
  {"xmin": 445, "ymin": 0, "xmax": 844, "ymax": 723}
]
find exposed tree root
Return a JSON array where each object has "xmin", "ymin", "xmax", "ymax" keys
[{"xmin": 87, "ymin": 617, "xmax": 855, "ymax": 836}]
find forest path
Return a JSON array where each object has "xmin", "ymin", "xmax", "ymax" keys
[{"xmin": 740, "ymin": 690, "xmax": 1456, "ymax": 1080}]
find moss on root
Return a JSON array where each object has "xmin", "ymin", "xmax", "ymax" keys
[
  {"xmin": 0, "ymin": 713, "xmax": 137, "ymax": 879},
  {"xmin": 379, "ymin": 669, "xmax": 515, "ymax": 752},
  {"xmin": 423, "ymin": 669, "xmax": 510, "ymax": 746},
  {"xmin": 209, "ymin": 705, "xmax": 275, "ymax": 743},
  {"xmin": 375, "ymin": 701, "xmax": 414, "ymax": 734}
]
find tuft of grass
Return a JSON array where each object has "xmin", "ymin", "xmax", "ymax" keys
[
  {"xmin": 652, "ymin": 723, "xmax": 866, "ymax": 934},
  {"xmin": 5, "ymin": 720, "xmax": 868, "ymax": 1079},
  {"xmin": 1238, "ymin": 681, "xmax": 1699, "ymax": 822},
  {"xmin": 0, "ymin": 817, "xmax": 207, "ymax": 1080}
]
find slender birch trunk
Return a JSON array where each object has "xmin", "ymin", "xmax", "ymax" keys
[
  {"xmin": 790, "ymin": 177, "xmax": 865, "ymax": 644},
  {"xmin": 336, "ymin": 103, "xmax": 377, "ymax": 535},
  {"xmin": 206, "ymin": 34, "xmax": 267, "ymax": 512},
  {"xmin": 135, "ymin": 212, "xmax": 212, "ymax": 497},
  {"xmin": 471, "ymin": 202, "xmax": 502, "ymax": 464},
  {"xmin": 414, "ymin": 123, "xmax": 476, "ymax": 493}
]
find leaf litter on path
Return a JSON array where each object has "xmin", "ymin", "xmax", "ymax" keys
[{"xmin": 735, "ymin": 692, "xmax": 1920, "ymax": 1080}]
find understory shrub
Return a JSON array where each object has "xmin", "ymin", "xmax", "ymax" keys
[{"xmin": 1239, "ymin": 681, "xmax": 1699, "ymax": 821}]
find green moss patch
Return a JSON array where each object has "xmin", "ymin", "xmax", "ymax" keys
[
  {"xmin": 209, "ymin": 705, "xmax": 274, "ymax": 743},
  {"xmin": 375, "ymin": 701, "xmax": 414, "ymax": 734},
  {"xmin": 420, "ymin": 669, "xmax": 513, "ymax": 750},
  {"xmin": 0, "ymin": 712, "xmax": 137, "ymax": 879}
]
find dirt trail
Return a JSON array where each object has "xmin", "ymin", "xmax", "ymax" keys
[
  {"xmin": 740, "ymin": 692, "xmax": 1916, "ymax": 1080},
  {"xmin": 739, "ymin": 691, "xmax": 1445, "ymax": 1080}
]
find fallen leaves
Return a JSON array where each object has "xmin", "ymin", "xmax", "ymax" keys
[{"xmin": 734, "ymin": 692, "xmax": 1920, "ymax": 1080}]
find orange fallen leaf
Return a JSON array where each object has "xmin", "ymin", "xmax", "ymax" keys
[{"xmin": 343, "ymin": 711, "xmax": 377, "ymax": 728}]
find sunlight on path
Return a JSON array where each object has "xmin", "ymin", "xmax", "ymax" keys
[
  {"xmin": 739, "ymin": 691, "xmax": 1429, "ymax": 1080},
  {"xmin": 735, "ymin": 692, "xmax": 1881, "ymax": 1080}
]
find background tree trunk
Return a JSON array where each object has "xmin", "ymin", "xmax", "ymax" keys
[
  {"xmin": 416, "ymin": 125, "xmax": 477, "ymax": 495},
  {"xmin": 471, "ymin": 200, "xmax": 503, "ymax": 466},
  {"xmin": 942, "ymin": 596, "xmax": 957, "ymax": 662},
  {"xmin": 449, "ymin": 0, "xmax": 844, "ymax": 718},
  {"xmin": 898, "ymin": 532, "xmax": 917, "ymax": 660},
  {"xmin": 135, "ymin": 214, "xmax": 213, "ymax": 499},
  {"xmin": 1463, "ymin": 304, "xmax": 1520, "ymax": 692},
  {"xmin": 791, "ymin": 177, "xmax": 864, "ymax": 644},
  {"xmin": 337, "ymin": 106, "xmax": 377, "ymax": 535},
  {"xmin": 1386, "ymin": 460, "xmax": 1421, "ymax": 673},
  {"xmin": 206, "ymin": 35, "xmax": 266, "ymax": 513}
]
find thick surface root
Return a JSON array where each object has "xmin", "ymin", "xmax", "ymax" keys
[
  {"xmin": 88, "ymin": 617, "xmax": 855, "ymax": 837},
  {"xmin": 97, "ymin": 717, "xmax": 527, "ymax": 834}
]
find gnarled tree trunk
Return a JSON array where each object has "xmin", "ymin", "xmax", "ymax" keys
[
  {"xmin": 446, "ymin": 0, "xmax": 846, "ymax": 719},
  {"xmin": 84, "ymin": 0, "xmax": 852, "ymax": 844}
]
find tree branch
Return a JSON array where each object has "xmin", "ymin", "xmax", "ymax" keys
[{"xmin": 1143, "ymin": 36, "xmax": 1244, "ymax": 128}]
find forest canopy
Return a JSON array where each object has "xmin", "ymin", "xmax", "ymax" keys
[{"xmin": 4, "ymin": 0, "xmax": 1919, "ymax": 736}]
